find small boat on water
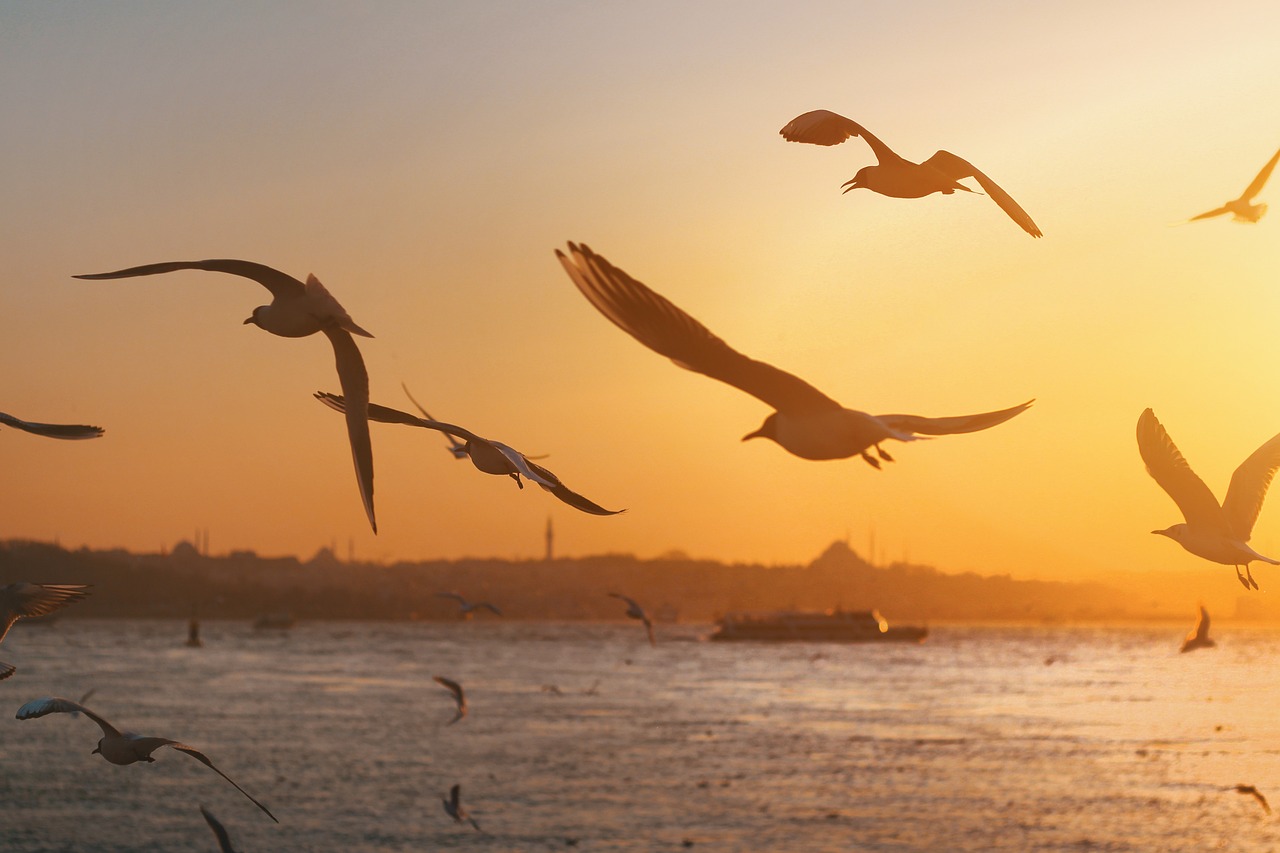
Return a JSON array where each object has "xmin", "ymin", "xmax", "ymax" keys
[{"xmin": 708, "ymin": 608, "xmax": 926, "ymax": 643}]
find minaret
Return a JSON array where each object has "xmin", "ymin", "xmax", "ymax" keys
[{"xmin": 544, "ymin": 516, "xmax": 554, "ymax": 561}]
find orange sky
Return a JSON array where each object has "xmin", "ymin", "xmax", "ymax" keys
[{"xmin": 3, "ymin": 2, "xmax": 1280, "ymax": 596}]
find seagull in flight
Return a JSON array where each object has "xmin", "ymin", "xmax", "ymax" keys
[
  {"xmin": 557, "ymin": 242, "xmax": 1031, "ymax": 467},
  {"xmin": 1189, "ymin": 147, "xmax": 1280, "ymax": 224},
  {"xmin": 433, "ymin": 675, "xmax": 468, "ymax": 725},
  {"xmin": 1230, "ymin": 784, "xmax": 1271, "ymax": 815},
  {"xmin": 1180, "ymin": 605, "xmax": 1216, "ymax": 654},
  {"xmin": 0, "ymin": 411, "xmax": 103, "ymax": 440},
  {"xmin": 442, "ymin": 783, "xmax": 484, "ymax": 831},
  {"xmin": 1138, "ymin": 408, "xmax": 1280, "ymax": 590},
  {"xmin": 200, "ymin": 806, "xmax": 240, "ymax": 853},
  {"xmin": 609, "ymin": 592, "xmax": 655, "ymax": 647},
  {"xmin": 437, "ymin": 592, "xmax": 503, "ymax": 619},
  {"xmin": 315, "ymin": 392, "xmax": 622, "ymax": 515},
  {"xmin": 73, "ymin": 259, "xmax": 377, "ymax": 533},
  {"xmin": 16, "ymin": 696, "xmax": 278, "ymax": 822},
  {"xmin": 0, "ymin": 584, "xmax": 91, "ymax": 681},
  {"xmin": 779, "ymin": 109, "xmax": 1042, "ymax": 237}
]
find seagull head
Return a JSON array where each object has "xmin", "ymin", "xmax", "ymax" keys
[
  {"xmin": 243, "ymin": 306, "xmax": 268, "ymax": 328},
  {"xmin": 742, "ymin": 414, "xmax": 778, "ymax": 444},
  {"xmin": 91, "ymin": 741, "xmax": 102, "ymax": 756},
  {"xmin": 840, "ymin": 166, "xmax": 874, "ymax": 194},
  {"xmin": 1151, "ymin": 523, "xmax": 1187, "ymax": 542}
]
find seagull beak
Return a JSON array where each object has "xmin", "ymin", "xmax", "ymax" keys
[
  {"xmin": 90, "ymin": 746, "xmax": 100, "ymax": 755},
  {"xmin": 242, "ymin": 316, "xmax": 254, "ymax": 325},
  {"xmin": 741, "ymin": 427, "xmax": 764, "ymax": 442},
  {"xmin": 841, "ymin": 178, "xmax": 860, "ymax": 194}
]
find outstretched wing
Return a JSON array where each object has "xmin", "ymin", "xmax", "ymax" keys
[
  {"xmin": 608, "ymin": 592, "xmax": 641, "ymax": 611},
  {"xmin": 490, "ymin": 443, "xmax": 624, "ymax": 516},
  {"xmin": 1187, "ymin": 204, "xmax": 1232, "ymax": 222},
  {"xmin": 73, "ymin": 259, "xmax": 306, "ymax": 300},
  {"xmin": 0, "ymin": 583, "xmax": 91, "ymax": 644},
  {"xmin": 1136, "ymin": 409, "xmax": 1229, "ymax": 534},
  {"xmin": 922, "ymin": 151, "xmax": 1042, "ymax": 237},
  {"xmin": 169, "ymin": 743, "xmax": 278, "ymax": 823},
  {"xmin": 0, "ymin": 412, "xmax": 103, "ymax": 440},
  {"xmin": 1221, "ymin": 429, "xmax": 1280, "ymax": 541},
  {"xmin": 200, "ymin": 806, "xmax": 238, "ymax": 853},
  {"xmin": 401, "ymin": 384, "xmax": 469, "ymax": 457},
  {"xmin": 1242, "ymin": 147, "xmax": 1280, "ymax": 201},
  {"xmin": 15, "ymin": 696, "xmax": 121, "ymax": 738},
  {"xmin": 875, "ymin": 401, "xmax": 1032, "ymax": 437},
  {"xmin": 778, "ymin": 110, "xmax": 905, "ymax": 165},
  {"xmin": 316, "ymin": 393, "xmax": 480, "ymax": 444},
  {"xmin": 321, "ymin": 330, "xmax": 376, "ymax": 534}
]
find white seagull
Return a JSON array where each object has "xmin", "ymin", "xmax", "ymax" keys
[
  {"xmin": 73, "ymin": 259, "xmax": 377, "ymax": 532},
  {"xmin": 436, "ymin": 592, "xmax": 503, "ymax": 618},
  {"xmin": 316, "ymin": 392, "xmax": 622, "ymax": 515},
  {"xmin": 0, "ymin": 411, "xmax": 103, "ymax": 440},
  {"xmin": 442, "ymin": 783, "xmax": 484, "ymax": 832},
  {"xmin": 1189, "ymin": 146, "xmax": 1280, "ymax": 224},
  {"xmin": 433, "ymin": 675, "xmax": 468, "ymax": 725},
  {"xmin": 557, "ymin": 242, "xmax": 1032, "ymax": 467},
  {"xmin": 200, "ymin": 806, "xmax": 239, "ymax": 853},
  {"xmin": 1180, "ymin": 605, "xmax": 1216, "ymax": 654},
  {"xmin": 1138, "ymin": 408, "xmax": 1280, "ymax": 590},
  {"xmin": 779, "ymin": 109, "xmax": 1042, "ymax": 237},
  {"xmin": 0, "ymin": 583, "xmax": 91, "ymax": 680},
  {"xmin": 609, "ymin": 592, "xmax": 655, "ymax": 647},
  {"xmin": 16, "ymin": 696, "xmax": 278, "ymax": 822}
]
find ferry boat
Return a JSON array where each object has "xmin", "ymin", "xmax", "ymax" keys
[{"xmin": 708, "ymin": 608, "xmax": 926, "ymax": 643}]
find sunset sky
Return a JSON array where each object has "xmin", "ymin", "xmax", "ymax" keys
[{"xmin": 3, "ymin": 1, "xmax": 1280, "ymax": 597}]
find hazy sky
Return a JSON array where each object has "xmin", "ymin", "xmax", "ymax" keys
[{"xmin": 3, "ymin": 1, "xmax": 1280, "ymax": 592}]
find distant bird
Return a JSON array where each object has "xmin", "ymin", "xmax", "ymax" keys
[
  {"xmin": 436, "ymin": 592, "xmax": 503, "ymax": 619},
  {"xmin": 1189, "ymin": 147, "xmax": 1280, "ymax": 224},
  {"xmin": 16, "ymin": 696, "xmax": 277, "ymax": 822},
  {"xmin": 73, "ymin": 259, "xmax": 376, "ymax": 532},
  {"xmin": 558, "ymin": 242, "xmax": 1031, "ymax": 467},
  {"xmin": 1180, "ymin": 605, "xmax": 1216, "ymax": 654},
  {"xmin": 540, "ymin": 683, "xmax": 563, "ymax": 695},
  {"xmin": 200, "ymin": 806, "xmax": 239, "ymax": 853},
  {"xmin": 316, "ymin": 392, "xmax": 622, "ymax": 515},
  {"xmin": 442, "ymin": 783, "xmax": 484, "ymax": 832},
  {"xmin": 609, "ymin": 592, "xmax": 655, "ymax": 647},
  {"xmin": 433, "ymin": 675, "xmax": 468, "ymax": 725},
  {"xmin": 187, "ymin": 615, "xmax": 203, "ymax": 648},
  {"xmin": 0, "ymin": 411, "xmax": 103, "ymax": 440},
  {"xmin": 0, "ymin": 583, "xmax": 91, "ymax": 680},
  {"xmin": 1230, "ymin": 784, "xmax": 1271, "ymax": 815},
  {"xmin": 1137, "ymin": 408, "xmax": 1280, "ymax": 590},
  {"xmin": 779, "ymin": 109, "xmax": 1042, "ymax": 237}
]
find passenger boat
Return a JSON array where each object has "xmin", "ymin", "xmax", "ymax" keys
[{"xmin": 708, "ymin": 608, "xmax": 926, "ymax": 643}]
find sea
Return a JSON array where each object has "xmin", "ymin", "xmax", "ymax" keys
[{"xmin": 0, "ymin": 619, "xmax": 1277, "ymax": 852}]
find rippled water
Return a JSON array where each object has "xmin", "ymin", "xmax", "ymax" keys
[{"xmin": 1, "ymin": 619, "xmax": 1278, "ymax": 851}]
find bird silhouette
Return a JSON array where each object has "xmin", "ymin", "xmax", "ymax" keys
[
  {"xmin": 1180, "ymin": 605, "xmax": 1216, "ymax": 653},
  {"xmin": 442, "ymin": 783, "xmax": 484, "ymax": 831},
  {"xmin": 0, "ymin": 411, "xmax": 103, "ymax": 440},
  {"xmin": 1188, "ymin": 147, "xmax": 1280, "ymax": 224},
  {"xmin": 433, "ymin": 675, "xmax": 468, "ymax": 725},
  {"xmin": 609, "ymin": 592, "xmax": 656, "ymax": 647},
  {"xmin": 1230, "ymin": 784, "xmax": 1271, "ymax": 814},
  {"xmin": 436, "ymin": 592, "xmax": 503, "ymax": 619},
  {"xmin": 0, "ymin": 584, "xmax": 91, "ymax": 680},
  {"xmin": 200, "ymin": 806, "xmax": 240, "ymax": 853}
]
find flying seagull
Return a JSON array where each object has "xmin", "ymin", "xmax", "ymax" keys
[
  {"xmin": 315, "ymin": 392, "xmax": 622, "ymax": 515},
  {"xmin": 200, "ymin": 806, "xmax": 239, "ymax": 853},
  {"xmin": 433, "ymin": 675, "xmax": 468, "ymax": 725},
  {"xmin": 437, "ymin": 592, "xmax": 503, "ymax": 618},
  {"xmin": 0, "ymin": 411, "xmax": 103, "ymax": 440},
  {"xmin": 73, "ymin": 259, "xmax": 376, "ymax": 532},
  {"xmin": 0, "ymin": 583, "xmax": 91, "ymax": 680},
  {"xmin": 1230, "ymin": 784, "xmax": 1271, "ymax": 815},
  {"xmin": 16, "ymin": 696, "xmax": 277, "ymax": 822},
  {"xmin": 557, "ymin": 242, "xmax": 1031, "ymax": 467},
  {"xmin": 609, "ymin": 592, "xmax": 655, "ymax": 647},
  {"xmin": 1137, "ymin": 408, "xmax": 1280, "ymax": 590},
  {"xmin": 1189, "ymin": 147, "xmax": 1280, "ymax": 224},
  {"xmin": 779, "ymin": 109, "xmax": 1042, "ymax": 237},
  {"xmin": 442, "ymin": 783, "xmax": 484, "ymax": 832},
  {"xmin": 1180, "ymin": 605, "xmax": 1216, "ymax": 654}
]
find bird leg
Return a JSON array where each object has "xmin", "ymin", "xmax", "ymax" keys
[
  {"xmin": 1246, "ymin": 565, "xmax": 1260, "ymax": 591},
  {"xmin": 508, "ymin": 473, "xmax": 524, "ymax": 490},
  {"xmin": 859, "ymin": 451, "xmax": 881, "ymax": 469},
  {"xmin": 1235, "ymin": 566, "xmax": 1251, "ymax": 590},
  {"xmin": 875, "ymin": 444, "xmax": 894, "ymax": 463}
]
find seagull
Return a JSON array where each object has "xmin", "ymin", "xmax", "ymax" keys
[
  {"xmin": 73, "ymin": 259, "xmax": 376, "ymax": 532},
  {"xmin": 16, "ymin": 696, "xmax": 277, "ymax": 822},
  {"xmin": 437, "ymin": 592, "xmax": 503, "ymax": 618},
  {"xmin": 433, "ymin": 675, "xmax": 468, "ymax": 725},
  {"xmin": 0, "ymin": 411, "xmax": 103, "ymax": 439},
  {"xmin": 779, "ymin": 109, "xmax": 1042, "ymax": 237},
  {"xmin": 1230, "ymin": 784, "xmax": 1271, "ymax": 815},
  {"xmin": 1189, "ymin": 147, "xmax": 1280, "ymax": 224},
  {"xmin": 200, "ymin": 806, "xmax": 239, "ymax": 853},
  {"xmin": 442, "ymin": 783, "xmax": 484, "ymax": 832},
  {"xmin": 609, "ymin": 592, "xmax": 655, "ymax": 647},
  {"xmin": 1180, "ymin": 605, "xmax": 1216, "ymax": 654},
  {"xmin": 557, "ymin": 242, "xmax": 1032, "ymax": 467},
  {"xmin": 1137, "ymin": 408, "xmax": 1280, "ymax": 590},
  {"xmin": 315, "ymin": 392, "xmax": 622, "ymax": 515},
  {"xmin": 0, "ymin": 583, "xmax": 91, "ymax": 680}
]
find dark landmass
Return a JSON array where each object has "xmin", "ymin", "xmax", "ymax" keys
[{"xmin": 0, "ymin": 538, "xmax": 1192, "ymax": 624}]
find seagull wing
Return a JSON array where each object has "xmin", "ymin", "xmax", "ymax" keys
[
  {"xmin": 436, "ymin": 592, "xmax": 468, "ymax": 605},
  {"xmin": 201, "ymin": 806, "xmax": 238, "ymax": 853},
  {"xmin": 167, "ymin": 743, "xmax": 278, "ymax": 823},
  {"xmin": 0, "ymin": 412, "xmax": 103, "ymax": 440},
  {"xmin": 1242, "ymin": 147, "xmax": 1280, "ymax": 201},
  {"xmin": 1187, "ymin": 204, "xmax": 1232, "ymax": 222},
  {"xmin": 608, "ymin": 592, "xmax": 641, "ymax": 610},
  {"xmin": 1221, "ymin": 429, "xmax": 1280, "ymax": 541},
  {"xmin": 875, "ymin": 401, "xmax": 1033, "ymax": 437},
  {"xmin": 558, "ymin": 243, "xmax": 841, "ymax": 416},
  {"xmin": 643, "ymin": 617, "xmax": 656, "ymax": 647},
  {"xmin": 1195, "ymin": 606, "xmax": 1211, "ymax": 642},
  {"xmin": 778, "ymin": 110, "xmax": 905, "ymax": 165},
  {"xmin": 449, "ymin": 784, "xmax": 462, "ymax": 812},
  {"xmin": 0, "ymin": 583, "xmax": 91, "ymax": 644},
  {"xmin": 319, "ymin": 331, "xmax": 376, "ymax": 534},
  {"xmin": 400, "ymin": 383, "xmax": 469, "ymax": 456},
  {"xmin": 922, "ymin": 151, "xmax": 1042, "ymax": 237},
  {"xmin": 493, "ymin": 445, "xmax": 624, "ymax": 516},
  {"xmin": 15, "ymin": 696, "xmax": 122, "ymax": 738},
  {"xmin": 478, "ymin": 603, "xmax": 503, "ymax": 616},
  {"xmin": 433, "ymin": 675, "xmax": 467, "ymax": 723},
  {"xmin": 1136, "ymin": 409, "xmax": 1230, "ymax": 534},
  {"xmin": 73, "ymin": 259, "xmax": 306, "ymax": 300},
  {"xmin": 316, "ymin": 393, "xmax": 480, "ymax": 444}
]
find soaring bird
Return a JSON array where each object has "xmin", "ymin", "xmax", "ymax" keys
[
  {"xmin": 1138, "ymin": 409, "xmax": 1280, "ymax": 590},
  {"xmin": 779, "ymin": 109, "xmax": 1042, "ymax": 237},
  {"xmin": 436, "ymin": 592, "xmax": 503, "ymax": 619},
  {"xmin": 1180, "ymin": 605, "xmax": 1216, "ymax": 654},
  {"xmin": 1189, "ymin": 147, "xmax": 1280, "ymax": 224},
  {"xmin": 442, "ymin": 783, "xmax": 484, "ymax": 832},
  {"xmin": 0, "ymin": 411, "xmax": 103, "ymax": 440},
  {"xmin": 16, "ymin": 696, "xmax": 277, "ymax": 822},
  {"xmin": 315, "ymin": 392, "xmax": 622, "ymax": 515},
  {"xmin": 200, "ymin": 806, "xmax": 240, "ymax": 853},
  {"xmin": 73, "ymin": 259, "xmax": 377, "ymax": 532},
  {"xmin": 557, "ymin": 242, "xmax": 1031, "ymax": 467},
  {"xmin": 433, "ymin": 675, "xmax": 468, "ymax": 725},
  {"xmin": 1230, "ymin": 784, "xmax": 1271, "ymax": 815},
  {"xmin": 0, "ymin": 583, "xmax": 91, "ymax": 680},
  {"xmin": 609, "ymin": 592, "xmax": 655, "ymax": 647}
]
